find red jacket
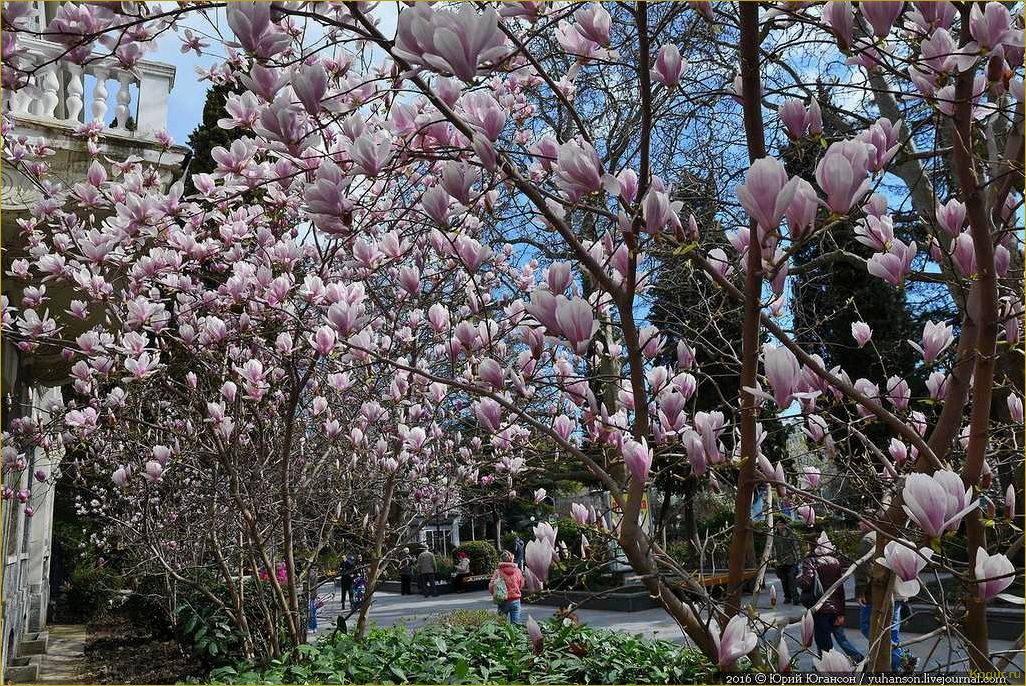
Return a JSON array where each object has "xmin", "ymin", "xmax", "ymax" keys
[{"xmin": 489, "ymin": 562, "xmax": 524, "ymax": 601}]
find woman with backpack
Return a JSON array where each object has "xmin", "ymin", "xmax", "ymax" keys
[
  {"xmin": 798, "ymin": 527, "xmax": 846, "ymax": 655},
  {"xmin": 489, "ymin": 551, "xmax": 525, "ymax": 624}
]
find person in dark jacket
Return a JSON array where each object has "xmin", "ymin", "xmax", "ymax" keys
[
  {"xmin": 798, "ymin": 529, "xmax": 845, "ymax": 655},
  {"xmin": 772, "ymin": 518, "xmax": 801, "ymax": 604},
  {"xmin": 337, "ymin": 554, "xmax": 356, "ymax": 610},
  {"xmin": 512, "ymin": 535, "xmax": 525, "ymax": 571},
  {"xmin": 398, "ymin": 548, "xmax": 414, "ymax": 596}
]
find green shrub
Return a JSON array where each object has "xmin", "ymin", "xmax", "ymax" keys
[
  {"xmin": 500, "ymin": 531, "xmax": 522, "ymax": 552},
  {"xmin": 666, "ymin": 539, "xmax": 695, "ymax": 567},
  {"xmin": 429, "ymin": 609, "xmax": 500, "ymax": 630},
  {"xmin": 206, "ymin": 618, "xmax": 714, "ymax": 684},
  {"xmin": 454, "ymin": 541, "xmax": 499, "ymax": 574},
  {"xmin": 435, "ymin": 555, "xmax": 454, "ymax": 579}
]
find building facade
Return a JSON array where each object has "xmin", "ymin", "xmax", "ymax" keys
[{"xmin": 1, "ymin": 4, "xmax": 187, "ymax": 677}]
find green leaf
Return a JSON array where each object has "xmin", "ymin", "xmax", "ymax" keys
[{"xmin": 454, "ymin": 659, "xmax": 469, "ymax": 680}]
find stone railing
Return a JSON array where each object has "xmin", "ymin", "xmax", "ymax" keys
[{"xmin": 4, "ymin": 37, "xmax": 176, "ymax": 140}]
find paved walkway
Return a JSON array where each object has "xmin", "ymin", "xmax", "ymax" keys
[
  {"xmin": 35, "ymin": 624, "xmax": 87, "ymax": 683},
  {"xmin": 310, "ymin": 577, "xmax": 1023, "ymax": 674}
]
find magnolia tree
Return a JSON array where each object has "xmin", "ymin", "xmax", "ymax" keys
[{"xmin": 1, "ymin": 0, "xmax": 1024, "ymax": 674}]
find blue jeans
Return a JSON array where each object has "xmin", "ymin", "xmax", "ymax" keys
[
  {"xmin": 812, "ymin": 612, "xmax": 836, "ymax": 653},
  {"xmin": 308, "ymin": 597, "xmax": 318, "ymax": 630},
  {"xmin": 832, "ymin": 625, "xmax": 864, "ymax": 663},
  {"xmin": 498, "ymin": 599, "xmax": 522, "ymax": 624},
  {"xmin": 860, "ymin": 601, "xmax": 906, "ymax": 671}
]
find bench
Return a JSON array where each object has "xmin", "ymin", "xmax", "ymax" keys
[
  {"xmin": 673, "ymin": 570, "xmax": 759, "ymax": 600},
  {"xmin": 699, "ymin": 570, "xmax": 758, "ymax": 587},
  {"xmin": 448, "ymin": 573, "xmax": 491, "ymax": 592}
]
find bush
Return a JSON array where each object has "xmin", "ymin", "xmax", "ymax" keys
[
  {"xmin": 454, "ymin": 541, "xmax": 499, "ymax": 574},
  {"xmin": 435, "ymin": 555, "xmax": 454, "ymax": 579},
  {"xmin": 206, "ymin": 618, "xmax": 714, "ymax": 684},
  {"xmin": 500, "ymin": 531, "xmax": 522, "ymax": 552},
  {"xmin": 429, "ymin": 609, "xmax": 500, "ymax": 630},
  {"xmin": 666, "ymin": 539, "xmax": 695, "ymax": 567}
]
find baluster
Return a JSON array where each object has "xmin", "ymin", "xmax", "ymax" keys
[
  {"xmin": 39, "ymin": 64, "xmax": 59, "ymax": 118},
  {"xmin": 112, "ymin": 73, "xmax": 132, "ymax": 130},
  {"xmin": 90, "ymin": 68, "xmax": 108, "ymax": 125},
  {"xmin": 9, "ymin": 85, "xmax": 30, "ymax": 115},
  {"xmin": 65, "ymin": 64, "xmax": 83, "ymax": 123},
  {"xmin": 27, "ymin": 75, "xmax": 42, "ymax": 115}
]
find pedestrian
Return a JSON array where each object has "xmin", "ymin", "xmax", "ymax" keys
[
  {"xmin": 453, "ymin": 551, "xmax": 470, "ymax": 593},
  {"xmin": 338, "ymin": 554, "xmax": 356, "ymax": 610},
  {"xmin": 798, "ymin": 527, "xmax": 845, "ymax": 655},
  {"xmin": 307, "ymin": 566, "xmax": 319, "ymax": 632},
  {"xmin": 489, "ymin": 550, "xmax": 525, "ymax": 624},
  {"xmin": 398, "ymin": 547, "xmax": 414, "ymax": 596},
  {"xmin": 512, "ymin": 534, "xmax": 525, "ymax": 570},
  {"xmin": 417, "ymin": 546, "xmax": 437, "ymax": 597},
  {"xmin": 772, "ymin": 518, "xmax": 801, "ymax": 605},
  {"xmin": 352, "ymin": 555, "xmax": 367, "ymax": 608},
  {"xmin": 855, "ymin": 520, "xmax": 917, "ymax": 671}
]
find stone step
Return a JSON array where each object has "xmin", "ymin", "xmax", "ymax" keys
[
  {"xmin": 19, "ymin": 630, "xmax": 48, "ymax": 655},
  {"xmin": 4, "ymin": 655, "xmax": 41, "ymax": 683}
]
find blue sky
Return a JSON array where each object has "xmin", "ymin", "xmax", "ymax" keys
[{"xmin": 146, "ymin": 6, "xmax": 398, "ymax": 146}]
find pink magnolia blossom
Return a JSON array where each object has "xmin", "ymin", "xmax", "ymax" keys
[
  {"xmin": 902, "ymin": 470, "xmax": 978, "ymax": 540},
  {"xmin": 226, "ymin": 2, "xmax": 291, "ymax": 59},
  {"xmin": 474, "ymin": 398, "xmax": 502, "ymax": 432},
  {"xmin": 889, "ymin": 438, "xmax": 908, "ymax": 466},
  {"xmin": 877, "ymin": 540, "xmax": 932, "ymax": 597},
  {"xmin": 814, "ymin": 648, "xmax": 853, "ymax": 673},
  {"xmin": 860, "ymin": 1, "xmax": 905, "ymax": 38},
  {"xmin": 951, "ymin": 233, "xmax": 976, "ymax": 277},
  {"xmin": 393, "ymin": 4, "xmax": 507, "ymax": 82},
  {"xmin": 796, "ymin": 504, "xmax": 815, "ymax": 526},
  {"xmin": 112, "ymin": 467, "xmax": 130, "ymax": 487},
  {"xmin": 291, "ymin": 63, "xmax": 327, "ymax": 114},
  {"xmin": 867, "ymin": 239, "xmax": 916, "ymax": 287},
  {"xmin": 777, "ymin": 634, "xmax": 791, "ymax": 672},
  {"xmin": 851, "ymin": 321, "xmax": 873, "ymax": 347},
  {"xmin": 570, "ymin": 502, "xmax": 590, "ymax": 525},
  {"xmin": 822, "ymin": 1, "xmax": 854, "ymax": 50},
  {"xmin": 815, "ymin": 140, "xmax": 871, "ymax": 214},
  {"xmin": 525, "ymin": 538, "xmax": 555, "ymax": 584},
  {"xmin": 736, "ymin": 157, "xmax": 799, "ymax": 231},
  {"xmin": 554, "ymin": 297, "xmax": 598, "ymax": 354},
  {"xmin": 785, "ymin": 178, "xmax": 818, "ymax": 240},
  {"xmin": 909, "ymin": 321, "xmax": 954, "ymax": 365},
  {"xmin": 554, "ymin": 139, "xmax": 617, "ymax": 201},
  {"xmin": 1005, "ymin": 484, "xmax": 1016, "ymax": 519},
  {"xmin": 967, "ymin": 2, "xmax": 1021, "ymax": 53},
  {"xmin": 572, "ymin": 4, "xmax": 612, "ymax": 46},
  {"xmin": 886, "ymin": 375, "xmax": 910, "ymax": 410},
  {"xmin": 800, "ymin": 610, "xmax": 814, "ymax": 647},
  {"xmin": 651, "ymin": 44, "xmax": 686, "ymax": 87},
  {"xmin": 975, "ymin": 549, "xmax": 1015, "ymax": 602},
  {"xmin": 779, "ymin": 98, "xmax": 808, "ymax": 139},
  {"xmin": 144, "ymin": 460, "xmax": 163, "ymax": 483},
  {"xmin": 1008, "ymin": 394, "xmax": 1023, "ymax": 423},
  {"xmin": 936, "ymin": 198, "xmax": 966, "ymax": 236},
  {"xmin": 926, "ymin": 371, "xmax": 949, "ymax": 400},
  {"xmin": 623, "ymin": 437, "xmax": 653, "ymax": 482},
  {"xmin": 713, "ymin": 615, "xmax": 757, "ymax": 670}
]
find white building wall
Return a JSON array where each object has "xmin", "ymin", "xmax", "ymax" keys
[{"xmin": 1, "ymin": 348, "xmax": 64, "ymax": 671}]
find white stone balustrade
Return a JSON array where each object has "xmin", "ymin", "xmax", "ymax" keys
[{"xmin": 4, "ymin": 37, "xmax": 176, "ymax": 140}]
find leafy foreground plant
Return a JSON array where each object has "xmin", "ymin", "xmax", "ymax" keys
[{"xmin": 204, "ymin": 618, "xmax": 714, "ymax": 684}]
